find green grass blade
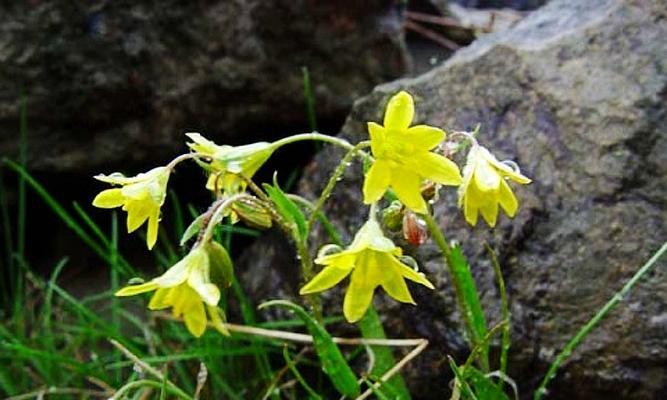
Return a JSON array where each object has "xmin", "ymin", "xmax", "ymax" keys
[
  {"xmin": 260, "ymin": 300, "xmax": 360, "ymax": 398},
  {"xmin": 358, "ymin": 306, "xmax": 410, "ymax": 399},
  {"xmin": 534, "ymin": 241, "xmax": 667, "ymax": 400},
  {"xmin": 283, "ymin": 346, "xmax": 323, "ymax": 400},
  {"xmin": 450, "ymin": 244, "xmax": 489, "ymax": 370},
  {"xmin": 485, "ymin": 243, "xmax": 510, "ymax": 382},
  {"xmin": 301, "ymin": 66, "xmax": 317, "ymax": 132}
]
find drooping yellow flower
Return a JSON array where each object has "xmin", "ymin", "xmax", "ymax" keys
[
  {"xmin": 92, "ymin": 167, "xmax": 170, "ymax": 249},
  {"xmin": 115, "ymin": 246, "xmax": 224, "ymax": 337},
  {"xmin": 186, "ymin": 133, "xmax": 274, "ymax": 195},
  {"xmin": 458, "ymin": 145, "xmax": 531, "ymax": 227},
  {"xmin": 363, "ymin": 91, "xmax": 463, "ymax": 214},
  {"xmin": 300, "ymin": 219, "xmax": 434, "ymax": 323}
]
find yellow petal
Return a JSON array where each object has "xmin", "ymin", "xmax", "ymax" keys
[
  {"xmin": 473, "ymin": 159, "xmax": 502, "ymax": 192},
  {"xmin": 390, "ymin": 167, "xmax": 427, "ymax": 214},
  {"xmin": 115, "ymin": 281, "xmax": 159, "ymax": 297},
  {"xmin": 343, "ymin": 278, "xmax": 374, "ymax": 323},
  {"xmin": 479, "ymin": 201, "xmax": 499, "ymax": 227},
  {"xmin": 125, "ymin": 200, "xmax": 152, "ymax": 233},
  {"xmin": 367, "ymin": 122, "xmax": 385, "ymax": 157},
  {"xmin": 146, "ymin": 208, "xmax": 160, "ymax": 250},
  {"xmin": 315, "ymin": 251, "xmax": 357, "ymax": 268},
  {"xmin": 148, "ymin": 288, "xmax": 172, "ymax": 310},
  {"xmin": 299, "ymin": 266, "xmax": 352, "ymax": 295},
  {"xmin": 92, "ymin": 188, "xmax": 125, "ymax": 209},
  {"xmin": 411, "ymin": 152, "xmax": 462, "ymax": 186},
  {"xmin": 363, "ymin": 159, "xmax": 392, "ymax": 204},
  {"xmin": 383, "ymin": 91, "xmax": 414, "ymax": 131},
  {"xmin": 463, "ymin": 195, "xmax": 479, "ymax": 226},
  {"xmin": 183, "ymin": 297, "xmax": 207, "ymax": 337},
  {"xmin": 406, "ymin": 125, "xmax": 445, "ymax": 150},
  {"xmin": 498, "ymin": 179, "xmax": 519, "ymax": 217},
  {"xmin": 381, "ymin": 271, "xmax": 415, "ymax": 304},
  {"xmin": 388, "ymin": 255, "xmax": 435, "ymax": 289},
  {"xmin": 152, "ymin": 255, "xmax": 192, "ymax": 287},
  {"xmin": 479, "ymin": 146, "xmax": 531, "ymax": 184}
]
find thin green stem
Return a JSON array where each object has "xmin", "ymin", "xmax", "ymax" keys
[
  {"xmin": 534, "ymin": 241, "xmax": 667, "ymax": 400},
  {"xmin": 271, "ymin": 133, "xmax": 365, "ymax": 156},
  {"xmin": 111, "ymin": 379, "xmax": 193, "ymax": 400},
  {"xmin": 201, "ymin": 194, "xmax": 253, "ymax": 244},
  {"xmin": 282, "ymin": 346, "xmax": 322, "ymax": 400},
  {"xmin": 305, "ymin": 141, "xmax": 371, "ymax": 235},
  {"xmin": 486, "ymin": 243, "xmax": 510, "ymax": 386}
]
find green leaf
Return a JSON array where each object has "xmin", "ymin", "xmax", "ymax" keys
[
  {"xmin": 206, "ymin": 241, "xmax": 234, "ymax": 289},
  {"xmin": 263, "ymin": 174, "xmax": 307, "ymax": 241},
  {"xmin": 466, "ymin": 367, "xmax": 510, "ymax": 400},
  {"xmin": 180, "ymin": 214, "xmax": 206, "ymax": 246},
  {"xmin": 260, "ymin": 300, "xmax": 360, "ymax": 397},
  {"xmin": 450, "ymin": 244, "xmax": 489, "ymax": 369},
  {"xmin": 358, "ymin": 307, "xmax": 411, "ymax": 399}
]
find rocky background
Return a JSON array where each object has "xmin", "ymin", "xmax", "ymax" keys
[
  {"xmin": 1, "ymin": 0, "xmax": 665, "ymax": 399},
  {"xmin": 240, "ymin": 0, "xmax": 667, "ymax": 399}
]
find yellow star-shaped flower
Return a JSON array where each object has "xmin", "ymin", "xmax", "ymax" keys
[
  {"xmin": 300, "ymin": 219, "xmax": 434, "ymax": 323},
  {"xmin": 186, "ymin": 133, "xmax": 274, "ymax": 195},
  {"xmin": 92, "ymin": 167, "xmax": 170, "ymax": 249},
  {"xmin": 115, "ymin": 246, "xmax": 224, "ymax": 337},
  {"xmin": 363, "ymin": 91, "xmax": 463, "ymax": 213},
  {"xmin": 459, "ymin": 145, "xmax": 531, "ymax": 227}
]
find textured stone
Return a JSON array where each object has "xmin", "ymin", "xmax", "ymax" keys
[
  {"xmin": 0, "ymin": 1, "xmax": 407, "ymax": 172},
  {"xmin": 241, "ymin": 0, "xmax": 667, "ymax": 398}
]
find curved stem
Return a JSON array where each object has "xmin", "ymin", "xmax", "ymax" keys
[
  {"xmin": 533, "ymin": 241, "xmax": 667, "ymax": 400},
  {"xmin": 166, "ymin": 153, "xmax": 206, "ymax": 171},
  {"xmin": 201, "ymin": 194, "xmax": 254, "ymax": 243},
  {"xmin": 271, "ymin": 132, "xmax": 362, "ymax": 155}
]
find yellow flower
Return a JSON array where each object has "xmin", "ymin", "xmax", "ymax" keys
[
  {"xmin": 115, "ymin": 246, "xmax": 224, "ymax": 337},
  {"xmin": 458, "ymin": 145, "xmax": 531, "ymax": 227},
  {"xmin": 300, "ymin": 219, "xmax": 434, "ymax": 323},
  {"xmin": 363, "ymin": 91, "xmax": 462, "ymax": 213},
  {"xmin": 92, "ymin": 167, "xmax": 170, "ymax": 249},
  {"xmin": 186, "ymin": 133, "xmax": 274, "ymax": 194}
]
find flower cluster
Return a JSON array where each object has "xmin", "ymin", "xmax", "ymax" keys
[{"xmin": 93, "ymin": 89, "xmax": 532, "ymax": 335}]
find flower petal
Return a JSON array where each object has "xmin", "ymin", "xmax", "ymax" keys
[
  {"xmin": 115, "ymin": 281, "xmax": 159, "ymax": 297},
  {"xmin": 343, "ymin": 277, "xmax": 375, "ymax": 323},
  {"xmin": 498, "ymin": 179, "xmax": 519, "ymax": 217},
  {"xmin": 125, "ymin": 200, "xmax": 152, "ymax": 233},
  {"xmin": 406, "ymin": 125, "xmax": 445, "ymax": 150},
  {"xmin": 152, "ymin": 254, "xmax": 194, "ymax": 287},
  {"xmin": 473, "ymin": 158, "xmax": 501, "ymax": 192},
  {"xmin": 148, "ymin": 288, "xmax": 172, "ymax": 310},
  {"xmin": 299, "ymin": 266, "xmax": 352, "ymax": 295},
  {"xmin": 183, "ymin": 296, "xmax": 207, "ymax": 337},
  {"xmin": 411, "ymin": 152, "xmax": 462, "ymax": 186},
  {"xmin": 390, "ymin": 167, "xmax": 427, "ymax": 214},
  {"xmin": 367, "ymin": 122, "xmax": 386, "ymax": 157},
  {"xmin": 92, "ymin": 188, "xmax": 125, "ymax": 209},
  {"xmin": 380, "ymin": 268, "xmax": 415, "ymax": 304},
  {"xmin": 463, "ymin": 195, "xmax": 479, "ymax": 226},
  {"xmin": 389, "ymin": 256, "xmax": 435, "ymax": 289},
  {"xmin": 146, "ymin": 208, "xmax": 160, "ymax": 250},
  {"xmin": 479, "ymin": 200, "xmax": 499, "ymax": 227},
  {"xmin": 479, "ymin": 146, "xmax": 532, "ymax": 184},
  {"xmin": 383, "ymin": 91, "xmax": 414, "ymax": 131},
  {"xmin": 363, "ymin": 159, "xmax": 392, "ymax": 204}
]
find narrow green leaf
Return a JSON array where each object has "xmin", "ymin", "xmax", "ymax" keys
[
  {"xmin": 358, "ymin": 306, "xmax": 411, "ymax": 399},
  {"xmin": 263, "ymin": 174, "xmax": 307, "ymax": 241},
  {"xmin": 181, "ymin": 214, "xmax": 206, "ymax": 246},
  {"xmin": 450, "ymin": 244, "xmax": 489, "ymax": 368},
  {"xmin": 260, "ymin": 300, "xmax": 360, "ymax": 397}
]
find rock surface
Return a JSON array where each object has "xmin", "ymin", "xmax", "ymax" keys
[
  {"xmin": 241, "ymin": 0, "xmax": 667, "ymax": 398},
  {"xmin": 0, "ymin": 1, "xmax": 407, "ymax": 172}
]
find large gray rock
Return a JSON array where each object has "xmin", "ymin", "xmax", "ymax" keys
[
  {"xmin": 241, "ymin": 0, "xmax": 667, "ymax": 398},
  {"xmin": 0, "ymin": 1, "xmax": 407, "ymax": 172}
]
